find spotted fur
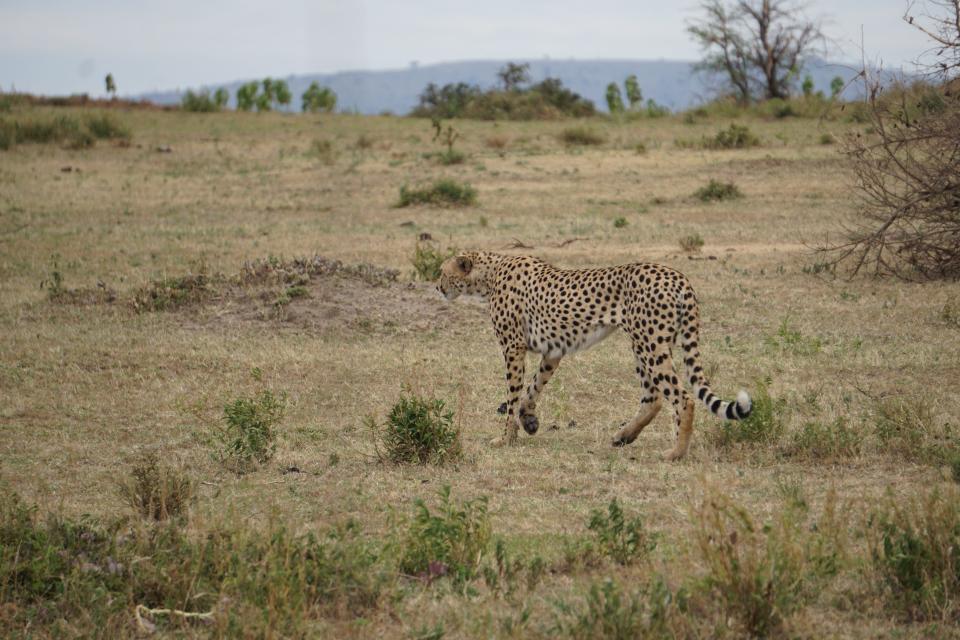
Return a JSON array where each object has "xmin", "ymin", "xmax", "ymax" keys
[{"xmin": 438, "ymin": 251, "xmax": 751, "ymax": 460}]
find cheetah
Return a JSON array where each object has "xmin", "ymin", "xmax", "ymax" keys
[{"xmin": 437, "ymin": 251, "xmax": 751, "ymax": 460}]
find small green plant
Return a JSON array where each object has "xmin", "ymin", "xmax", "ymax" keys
[
  {"xmin": 398, "ymin": 179, "xmax": 477, "ymax": 207},
  {"xmin": 694, "ymin": 179, "xmax": 742, "ymax": 202},
  {"xmin": 711, "ymin": 378, "xmax": 784, "ymax": 447},
  {"xmin": 482, "ymin": 538, "xmax": 546, "ymax": 597},
  {"xmin": 766, "ymin": 316, "xmax": 822, "ymax": 355},
  {"xmin": 551, "ymin": 578, "xmax": 682, "ymax": 639},
  {"xmin": 132, "ymin": 272, "xmax": 215, "ymax": 312},
  {"xmin": 118, "ymin": 452, "xmax": 195, "ymax": 521},
  {"xmin": 399, "ymin": 485, "xmax": 490, "ymax": 584},
  {"xmin": 40, "ymin": 255, "xmax": 66, "ymax": 299},
  {"xmin": 371, "ymin": 392, "xmax": 462, "ymax": 465},
  {"xmin": 285, "ymin": 285, "xmax": 309, "ymax": 299},
  {"xmin": 870, "ymin": 487, "xmax": 960, "ymax": 621},
  {"xmin": 786, "ymin": 417, "xmax": 861, "ymax": 460},
  {"xmin": 216, "ymin": 389, "xmax": 287, "ymax": 471},
  {"xmin": 587, "ymin": 498, "xmax": 657, "ymax": 566},
  {"xmin": 679, "ymin": 233, "xmax": 704, "ymax": 253},
  {"xmin": 411, "ymin": 243, "xmax": 457, "ymax": 281},
  {"xmin": 613, "ymin": 216, "xmax": 627, "ymax": 229},
  {"xmin": 819, "ymin": 132, "xmax": 836, "ymax": 145},
  {"xmin": 704, "ymin": 123, "xmax": 760, "ymax": 149},
  {"xmin": 559, "ymin": 127, "xmax": 606, "ymax": 146},
  {"xmin": 431, "ymin": 118, "xmax": 465, "ymax": 165}
]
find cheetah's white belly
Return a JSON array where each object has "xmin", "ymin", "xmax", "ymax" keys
[{"xmin": 547, "ymin": 324, "xmax": 616, "ymax": 358}]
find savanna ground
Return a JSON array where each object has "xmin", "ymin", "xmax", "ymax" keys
[{"xmin": 2, "ymin": 103, "xmax": 960, "ymax": 638}]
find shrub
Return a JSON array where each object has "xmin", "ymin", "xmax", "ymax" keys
[
  {"xmin": 694, "ymin": 179, "xmax": 742, "ymax": 202},
  {"xmin": 694, "ymin": 489, "xmax": 809, "ymax": 637},
  {"xmin": 679, "ymin": 233, "xmax": 704, "ymax": 253},
  {"xmin": 587, "ymin": 498, "xmax": 656, "ymax": 566},
  {"xmin": 786, "ymin": 417, "xmax": 861, "ymax": 460},
  {"xmin": 86, "ymin": 114, "xmax": 130, "ymax": 140},
  {"xmin": 216, "ymin": 389, "xmax": 287, "ymax": 471},
  {"xmin": 398, "ymin": 179, "xmax": 477, "ymax": 207},
  {"xmin": 711, "ymin": 378, "xmax": 784, "ymax": 447},
  {"xmin": 399, "ymin": 486, "xmax": 490, "ymax": 584},
  {"xmin": 118, "ymin": 452, "xmax": 195, "ymax": 521},
  {"xmin": 481, "ymin": 538, "xmax": 546, "ymax": 597},
  {"xmin": 372, "ymin": 392, "xmax": 462, "ymax": 465},
  {"xmin": 613, "ymin": 216, "xmax": 627, "ymax": 229},
  {"xmin": 819, "ymin": 132, "xmax": 836, "ymax": 145},
  {"xmin": 551, "ymin": 578, "xmax": 683, "ymax": 640},
  {"xmin": 559, "ymin": 127, "xmax": 606, "ymax": 146},
  {"xmin": 870, "ymin": 486, "xmax": 960, "ymax": 621},
  {"xmin": 704, "ymin": 124, "xmax": 760, "ymax": 149},
  {"xmin": 411, "ymin": 243, "xmax": 457, "ymax": 281},
  {"xmin": 873, "ymin": 395, "xmax": 937, "ymax": 461}
]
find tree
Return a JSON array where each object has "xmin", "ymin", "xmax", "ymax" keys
[
  {"xmin": 302, "ymin": 82, "xmax": 337, "ymax": 113},
  {"xmin": 497, "ymin": 62, "xmax": 530, "ymax": 91},
  {"xmin": 273, "ymin": 80, "xmax": 292, "ymax": 110},
  {"xmin": 824, "ymin": 1, "xmax": 960, "ymax": 280},
  {"xmin": 687, "ymin": 0, "xmax": 825, "ymax": 103},
  {"xmin": 605, "ymin": 82, "xmax": 625, "ymax": 113},
  {"xmin": 236, "ymin": 81, "xmax": 259, "ymax": 112},
  {"xmin": 214, "ymin": 87, "xmax": 229, "ymax": 109},
  {"xmin": 105, "ymin": 73, "xmax": 116, "ymax": 98},
  {"xmin": 829, "ymin": 75, "xmax": 844, "ymax": 97},
  {"xmin": 624, "ymin": 75, "xmax": 643, "ymax": 109},
  {"xmin": 801, "ymin": 74, "xmax": 814, "ymax": 96}
]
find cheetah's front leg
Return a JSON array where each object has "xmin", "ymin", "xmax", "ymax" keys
[{"xmin": 492, "ymin": 345, "xmax": 526, "ymax": 447}]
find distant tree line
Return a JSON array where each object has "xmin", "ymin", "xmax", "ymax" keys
[
  {"xmin": 180, "ymin": 79, "xmax": 338, "ymax": 113},
  {"xmin": 605, "ymin": 74, "xmax": 670, "ymax": 116},
  {"xmin": 411, "ymin": 63, "xmax": 596, "ymax": 120}
]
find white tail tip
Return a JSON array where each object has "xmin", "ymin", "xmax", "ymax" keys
[{"xmin": 736, "ymin": 390, "xmax": 752, "ymax": 413}]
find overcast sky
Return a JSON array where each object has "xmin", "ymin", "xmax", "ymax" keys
[{"xmin": 0, "ymin": 0, "xmax": 935, "ymax": 97}]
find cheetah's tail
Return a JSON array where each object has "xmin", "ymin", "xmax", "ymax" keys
[{"xmin": 695, "ymin": 385, "xmax": 752, "ymax": 421}]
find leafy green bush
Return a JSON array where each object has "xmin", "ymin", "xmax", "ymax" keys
[
  {"xmin": 711, "ymin": 378, "xmax": 784, "ymax": 447},
  {"xmin": 587, "ymin": 499, "xmax": 657, "ymax": 566},
  {"xmin": 870, "ymin": 487, "xmax": 960, "ymax": 621},
  {"xmin": 613, "ymin": 216, "xmax": 628, "ymax": 229},
  {"xmin": 216, "ymin": 389, "xmax": 287, "ymax": 471},
  {"xmin": 372, "ymin": 392, "xmax": 462, "ymax": 465},
  {"xmin": 559, "ymin": 127, "xmax": 606, "ymax": 146},
  {"xmin": 118, "ymin": 452, "xmax": 195, "ymax": 521},
  {"xmin": 398, "ymin": 179, "xmax": 477, "ymax": 207},
  {"xmin": 181, "ymin": 89, "xmax": 228, "ymax": 112},
  {"xmin": 411, "ymin": 243, "xmax": 457, "ymax": 281},
  {"xmin": 704, "ymin": 124, "xmax": 760, "ymax": 149},
  {"xmin": 399, "ymin": 486, "xmax": 490, "ymax": 584},
  {"xmin": 694, "ymin": 179, "xmax": 742, "ymax": 202}
]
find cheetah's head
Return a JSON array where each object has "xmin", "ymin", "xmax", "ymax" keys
[{"xmin": 438, "ymin": 252, "xmax": 491, "ymax": 301}]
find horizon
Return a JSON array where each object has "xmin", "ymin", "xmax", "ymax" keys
[{"xmin": 1, "ymin": 0, "xmax": 934, "ymax": 98}]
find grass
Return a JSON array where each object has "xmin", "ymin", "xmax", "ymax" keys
[
  {"xmin": 118, "ymin": 452, "xmax": 195, "ymax": 521},
  {"xmin": 1, "ymin": 103, "xmax": 958, "ymax": 638},
  {"xmin": 398, "ymin": 179, "xmax": 477, "ymax": 207}
]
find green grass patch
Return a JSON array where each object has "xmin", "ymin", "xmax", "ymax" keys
[{"xmin": 398, "ymin": 179, "xmax": 477, "ymax": 207}]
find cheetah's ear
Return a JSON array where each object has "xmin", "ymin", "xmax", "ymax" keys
[{"xmin": 456, "ymin": 256, "xmax": 473, "ymax": 275}]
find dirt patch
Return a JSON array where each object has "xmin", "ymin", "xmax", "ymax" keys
[{"xmin": 129, "ymin": 254, "xmax": 481, "ymax": 334}]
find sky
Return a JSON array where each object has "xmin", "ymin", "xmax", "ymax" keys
[{"xmin": 0, "ymin": 0, "xmax": 936, "ymax": 97}]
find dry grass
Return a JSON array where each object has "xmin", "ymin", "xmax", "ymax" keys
[{"xmin": 1, "ymin": 105, "xmax": 959, "ymax": 637}]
